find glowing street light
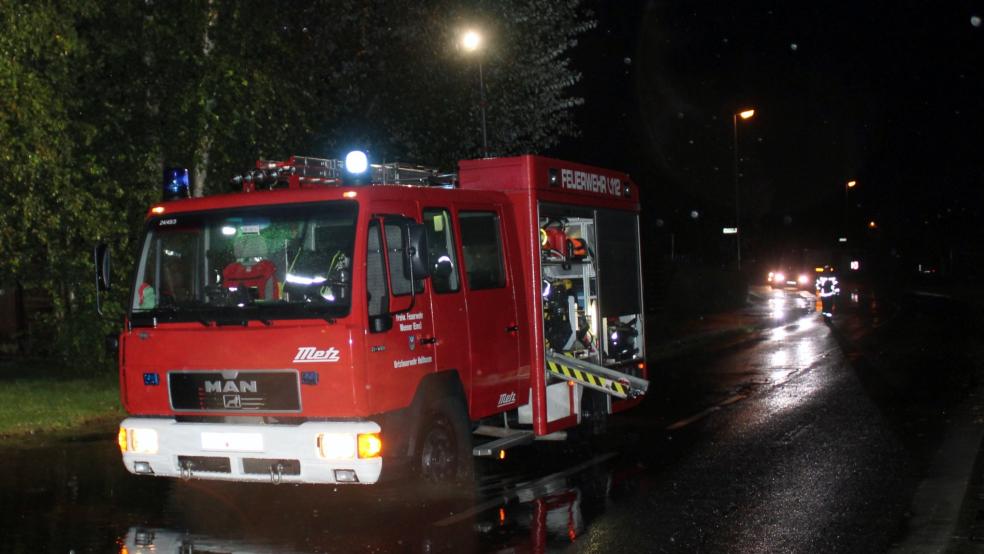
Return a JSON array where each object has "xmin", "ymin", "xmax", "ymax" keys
[
  {"xmin": 843, "ymin": 179, "xmax": 858, "ymax": 238},
  {"xmin": 461, "ymin": 30, "xmax": 481, "ymax": 52},
  {"xmin": 733, "ymin": 107, "xmax": 755, "ymax": 270},
  {"xmin": 461, "ymin": 29, "xmax": 488, "ymax": 157}
]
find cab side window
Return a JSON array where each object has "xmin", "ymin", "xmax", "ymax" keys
[
  {"xmin": 459, "ymin": 211, "xmax": 506, "ymax": 290},
  {"xmin": 384, "ymin": 218, "xmax": 424, "ymax": 296},
  {"xmin": 423, "ymin": 208, "xmax": 460, "ymax": 293},
  {"xmin": 366, "ymin": 220, "xmax": 389, "ymax": 317}
]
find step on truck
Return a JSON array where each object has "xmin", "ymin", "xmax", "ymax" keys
[{"xmin": 96, "ymin": 151, "xmax": 648, "ymax": 485}]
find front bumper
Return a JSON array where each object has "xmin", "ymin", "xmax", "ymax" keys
[{"xmin": 119, "ymin": 417, "xmax": 382, "ymax": 485}]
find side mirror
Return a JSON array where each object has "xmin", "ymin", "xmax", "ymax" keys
[
  {"xmin": 404, "ymin": 223, "xmax": 430, "ymax": 280},
  {"xmin": 95, "ymin": 243, "xmax": 111, "ymax": 291},
  {"xmin": 94, "ymin": 243, "xmax": 111, "ymax": 316},
  {"xmin": 105, "ymin": 333, "xmax": 120, "ymax": 356}
]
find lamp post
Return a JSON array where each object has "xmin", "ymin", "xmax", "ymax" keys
[
  {"xmin": 461, "ymin": 30, "xmax": 488, "ymax": 158},
  {"xmin": 733, "ymin": 108, "xmax": 755, "ymax": 270},
  {"xmin": 843, "ymin": 180, "xmax": 857, "ymax": 237}
]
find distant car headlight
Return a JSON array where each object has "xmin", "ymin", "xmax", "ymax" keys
[
  {"xmin": 774, "ymin": 272, "xmax": 785, "ymax": 283},
  {"xmin": 798, "ymin": 274, "xmax": 809, "ymax": 285}
]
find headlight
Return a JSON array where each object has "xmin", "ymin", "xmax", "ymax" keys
[
  {"xmin": 317, "ymin": 433, "xmax": 357, "ymax": 460},
  {"xmin": 119, "ymin": 427, "xmax": 159, "ymax": 454},
  {"xmin": 798, "ymin": 274, "xmax": 809, "ymax": 285},
  {"xmin": 774, "ymin": 272, "xmax": 785, "ymax": 283},
  {"xmin": 316, "ymin": 432, "xmax": 383, "ymax": 460}
]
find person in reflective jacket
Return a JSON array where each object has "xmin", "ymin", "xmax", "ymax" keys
[{"xmin": 818, "ymin": 275, "xmax": 839, "ymax": 317}]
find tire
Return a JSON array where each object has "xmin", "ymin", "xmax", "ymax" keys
[
  {"xmin": 579, "ymin": 389, "xmax": 610, "ymax": 438},
  {"xmin": 413, "ymin": 396, "xmax": 474, "ymax": 484},
  {"xmin": 567, "ymin": 389, "xmax": 610, "ymax": 450}
]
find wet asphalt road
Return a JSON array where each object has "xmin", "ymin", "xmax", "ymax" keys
[{"xmin": 0, "ymin": 284, "xmax": 979, "ymax": 553}]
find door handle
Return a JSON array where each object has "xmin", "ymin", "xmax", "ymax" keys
[
  {"xmin": 505, "ymin": 324, "xmax": 519, "ymax": 333},
  {"xmin": 419, "ymin": 336, "xmax": 437, "ymax": 345}
]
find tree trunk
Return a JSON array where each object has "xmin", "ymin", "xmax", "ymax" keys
[
  {"xmin": 192, "ymin": 0, "xmax": 217, "ymax": 198},
  {"xmin": 192, "ymin": 134, "xmax": 211, "ymax": 198}
]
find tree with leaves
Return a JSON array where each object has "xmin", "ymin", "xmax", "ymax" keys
[{"xmin": 0, "ymin": 0, "xmax": 593, "ymax": 366}]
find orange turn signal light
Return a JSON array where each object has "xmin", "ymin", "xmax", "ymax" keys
[
  {"xmin": 357, "ymin": 433, "xmax": 382, "ymax": 459},
  {"xmin": 117, "ymin": 427, "xmax": 128, "ymax": 454}
]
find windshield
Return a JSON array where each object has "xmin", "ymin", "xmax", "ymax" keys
[{"xmin": 131, "ymin": 201, "xmax": 357, "ymax": 324}]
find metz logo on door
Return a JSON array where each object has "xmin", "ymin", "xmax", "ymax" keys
[
  {"xmin": 497, "ymin": 391, "xmax": 517, "ymax": 408},
  {"xmin": 293, "ymin": 346, "xmax": 341, "ymax": 363}
]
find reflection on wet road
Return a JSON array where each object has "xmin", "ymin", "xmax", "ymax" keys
[
  {"xmin": 0, "ymin": 434, "xmax": 621, "ymax": 552},
  {"xmin": 0, "ymin": 286, "xmax": 961, "ymax": 552}
]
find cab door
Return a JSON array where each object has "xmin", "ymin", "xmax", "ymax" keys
[
  {"xmin": 456, "ymin": 208, "xmax": 522, "ymax": 417},
  {"xmin": 364, "ymin": 214, "xmax": 436, "ymax": 414},
  {"xmin": 421, "ymin": 207, "xmax": 469, "ymax": 388}
]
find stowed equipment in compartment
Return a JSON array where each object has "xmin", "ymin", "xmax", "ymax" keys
[
  {"xmin": 538, "ymin": 208, "xmax": 645, "ymax": 380},
  {"xmin": 540, "ymin": 216, "xmax": 598, "ymax": 360}
]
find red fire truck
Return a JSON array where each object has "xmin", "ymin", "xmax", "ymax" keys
[{"xmin": 96, "ymin": 152, "xmax": 648, "ymax": 485}]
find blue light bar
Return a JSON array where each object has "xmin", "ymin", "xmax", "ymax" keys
[{"xmin": 163, "ymin": 167, "xmax": 190, "ymax": 201}]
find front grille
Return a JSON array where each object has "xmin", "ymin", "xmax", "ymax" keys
[
  {"xmin": 169, "ymin": 370, "xmax": 302, "ymax": 412},
  {"xmin": 178, "ymin": 455, "xmax": 231, "ymax": 473},
  {"xmin": 175, "ymin": 415, "xmax": 306, "ymax": 425},
  {"xmin": 242, "ymin": 458, "xmax": 301, "ymax": 476}
]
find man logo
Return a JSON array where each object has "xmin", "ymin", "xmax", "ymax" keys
[
  {"xmin": 294, "ymin": 346, "xmax": 341, "ymax": 363},
  {"xmin": 204, "ymin": 380, "xmax": 257, "ymax": 393}
]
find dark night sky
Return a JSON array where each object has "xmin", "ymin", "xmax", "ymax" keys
[{"xmin": 553, "ymin": 0, "xmax": 984, "ymax": 262}]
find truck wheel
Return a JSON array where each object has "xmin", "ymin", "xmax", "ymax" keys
[
  {"xmin": 414, "ymin": 397, "xmax": 474, "ymax": 484},
  {"xmin": 571, "ymin": 389, "xmax": 609, "ymax": 446}
]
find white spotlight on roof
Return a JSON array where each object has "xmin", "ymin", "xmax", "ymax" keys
[{"xmin": 345, "ymin": 150, "xmax": 369, "ymax": 175}]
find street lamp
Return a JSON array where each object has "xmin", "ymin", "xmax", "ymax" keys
[
  {"xmin": 843, "ymin": 180, "xmax": 857, "ymax": 237},
  {"xmin": 461, "ymin": 29, "xmax": 488, "ymax": 157},
  {"xmin": 733, "ymin": 108, "xmax": 755, "ymax": 270}
]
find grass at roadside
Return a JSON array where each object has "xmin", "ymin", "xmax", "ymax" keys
[{"xmin": 0, "ymin": 370, "xmax": 121, "ymax": 438}]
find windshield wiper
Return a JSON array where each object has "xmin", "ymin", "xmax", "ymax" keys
[
  {"xmin": 213, "ymin": 312, "xmax": 273, "ymax": 327},
  {"xmin": 162, "ymin": 305, "xmax": 212, "ymax": 326},
  {"xmin": 132, "ymin": 306, "xmax": 212, "ymax": 327},
  {"xmin": 302, "ymin": 303, "xmax": 339, "ymax": 324}
]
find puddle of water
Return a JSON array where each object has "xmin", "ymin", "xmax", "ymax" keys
[{"xmin": 0, "ymin": 436, "xmax": 622, "ymax": 553}]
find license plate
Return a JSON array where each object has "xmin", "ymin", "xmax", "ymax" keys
[
  {"xmin": 169, "ymin": 370, "xmax": 301, "ymax": 412},
  {"xmin": 201, "ymin": 432, "xmax": 264, "ymax": 452}
]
